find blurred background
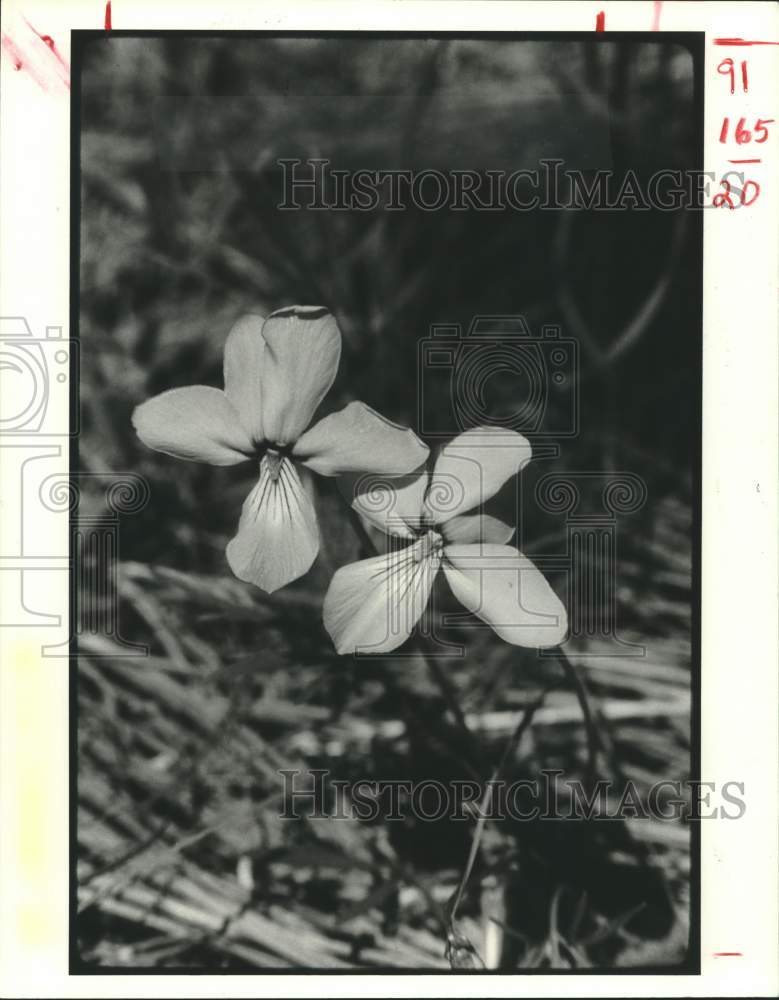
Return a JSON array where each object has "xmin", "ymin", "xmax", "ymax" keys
[{"xmin": 76, "ymin": 35, "xmax": 699, "ymax": 970}]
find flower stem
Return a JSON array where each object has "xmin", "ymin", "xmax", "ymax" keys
[
  {"xmin": 447, "ymin": 679, "xmax": 560, "ymax": 924},
  {"xmin": 550, "ymin": 646, "xmax": 599, "ymax": 783},
  {"xmin": 411, "ymin": 631, "xmax": 486, "ymax": 774}
]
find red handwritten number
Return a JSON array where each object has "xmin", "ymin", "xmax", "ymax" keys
[
  {"xmin": 717, "ymin": 58, "xmax": 749, "ymax": 94},
  {"xmin": 718, "ymin": 58, "xmax": 735, "ymax": 93},
  {"xmin": 718, "ymin": 117, "xmax": 773, "ymax": 145},
  {"xmin": 754, "ymin": 119, "xmax": 775, "ymax": 143},
  {"xmin": 713, "ymin": 177, "xmax": 760, "ymax": 208},
  {"xmin": 734, "ymin": 118, "xmax": 751, "ymax": 144},
  {"xmin": 713, "ymin": 179, "xmax": 735, "ymax": 208},
  {"xmin": 742, "ymin": 180, "xmax": 760, "ymax": 206}
]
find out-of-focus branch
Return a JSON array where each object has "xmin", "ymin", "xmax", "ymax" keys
[{"xmin": 554, "ymin": 209, "xmax": 688, "ymax": 375}]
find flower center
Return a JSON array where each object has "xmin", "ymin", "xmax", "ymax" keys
[
  {"xmin": 413, "ymin": 528, "xmax": 444, "ymax": 563},
  {"xmin": 265, "ymin": 447, "xmax": 283, "ymax": 482},
  {"xmin": 262, "ymin": 444, "xmax": 296, "ymax": 480}
]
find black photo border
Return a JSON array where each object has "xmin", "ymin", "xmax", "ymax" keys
[{"xmin": 69, "ymin": 27, "xmax": 703, "ymax": 978}]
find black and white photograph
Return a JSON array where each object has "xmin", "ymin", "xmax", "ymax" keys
[
  {"xmin": 4, "ymin": 0, "xmax": 779, "ymax": 992},
  {"xmin": 70, "ymin": 29, "xmax": 707, "ymax": 972}
]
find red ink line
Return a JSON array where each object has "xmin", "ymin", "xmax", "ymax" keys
[
  {"xmin": 22, "ymin": 17, "xmax": 69, "ymax": 71},
  {"xmin": 713, "ymin": 952, "xmax": 742, "ymax": 957},
  {"xmin": 728, "ymin": 158, "xmax": 761, "ymax": 164},
  {"xmin": 652, "ymin": 1, "xmax": 662, "ymax": 31},
  {"xmin": 105, "ymin": 1, "xmax": 112, "ymax": 30},
  {"xmin": 2, "ymin": 20, "xmax": 70, "ymax": 90},
  {"xmin": 2, "ymin": 32, "xmax": 51, "ymax": 88},
  {"xmin": 1, "ymin": 34, "xmax": 24, "ymax": 70},
  {"xmin": 595, "ymin": 11, "xmax": 605, "ymax": 32},
  {"xmin": 713, "ymin": 38, "xmax": 779, "ymax": 46}
]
